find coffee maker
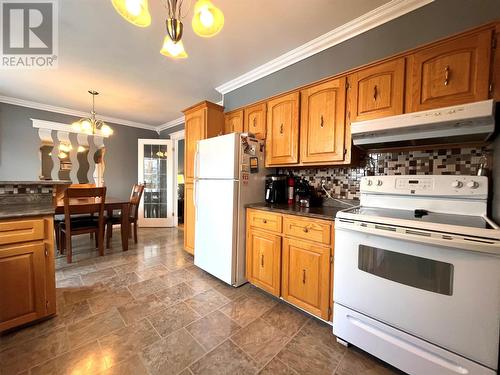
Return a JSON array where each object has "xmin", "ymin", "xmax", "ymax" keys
[{"xmin": 265, "ymin": 175, "xmax": 287, "ymax": 204}]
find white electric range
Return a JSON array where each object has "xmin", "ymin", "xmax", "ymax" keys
[{"xmin": 333, "ymin": 175, "xmax": 500, "ymax": 375}]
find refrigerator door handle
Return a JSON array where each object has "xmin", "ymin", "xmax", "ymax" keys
[
  {"xmin": 194, "ymin": 149, "xmax": 200, "ymax": 179},
  {"xmin": 194, "ymin": 179, "xmax": 199, "ymax": 219}
]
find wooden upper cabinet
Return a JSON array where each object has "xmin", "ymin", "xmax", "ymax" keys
[
  {"xmin": 184, "ymin": 109, "xmax": 205, "ymax": 183},
  {"xmin": 349, "ymin": 58, "xmax": 405, "ymax": 122},
  {"xmin": 244, "ymin": 103, "xmax": 267, "ymax": 139},
  {"xmin": 246, "ymin": 228, "xmax": 281, "ymax": 297},
  {"xmin": 224, "ymin": 110, "xmax": 244, "ymax": 134},
  {"xmin": 183, "ymin": 101, "xmax": 224, "ymax": 183},
  {"xmin": 300, "ymin": 78, "xmax": 346, "ymax": 164},
  {"xmin": 266, "ymin": 92, "xmax": 300, "ymax": 166},
  {"xmin": 406, "ymin": 29, "xmax": 493, "ymax": 112}
]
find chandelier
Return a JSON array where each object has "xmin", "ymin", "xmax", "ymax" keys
[
  {"xmin": 71, "ymin": 91, "xmax": 113, "ymax": 137},
  {"xmin": 111, "ymin": 0, "xmax": 224, "ymax": 59}
]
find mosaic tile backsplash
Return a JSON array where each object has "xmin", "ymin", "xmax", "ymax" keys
[{"xmin": 280, "ymin": 146, "xmax": 490, "ymax": 200}]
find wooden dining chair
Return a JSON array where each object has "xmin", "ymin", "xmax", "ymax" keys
[
  {"xmin": 106, "ymin": 184, "xmax": 144, "ymax": 248},
  {"xmin": 60, "ymin": 187, "xmax": 106, "ymax": 263},
  {"xmin": 55, "ymin": 183, "xmax": 97, "ymax": 251}
]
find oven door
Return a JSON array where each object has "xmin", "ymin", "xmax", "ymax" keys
[{"xmin": 334, "ymin": 219, "xmax": 500, "ymax": 370}]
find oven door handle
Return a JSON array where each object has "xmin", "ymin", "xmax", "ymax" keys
[{"xmin": 335, "ymin": 219, "xmax": 500, "ymax": 256}]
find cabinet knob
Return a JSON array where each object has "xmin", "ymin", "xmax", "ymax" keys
[
  {"xmin": 373, "ymin": 85, "xmax": 378, "ymax": 101},
  {"xmin": 320, "ymin": 115, "xmax": 324, "ymax": 128},
  {"xmin": 280, "ymin": 123, "xmax": 284, "ymax": 134},
  {"xmin": 444, "ymin": 65, "xmax": 450, "ymax": 86},
  {"xmin": 303, "ymin": 227, "xmax": 309, "ymax": 233},
  {"xmin": 263, "ymin": 219, "xmax": 267, "ymax": 224}
]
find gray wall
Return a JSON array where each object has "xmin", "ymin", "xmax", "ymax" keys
[
  {"xmin": 0, "ymin": 103, "xmax": 157, "ymax": 199},
  {"xmin": 224, "ymin": 0, "xmax": 500, "ymax": 110}
]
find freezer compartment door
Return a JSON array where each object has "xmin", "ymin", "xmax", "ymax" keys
[
  {"xmin": 194, "ymin": 179, "xmax": 238, "ymax": 285},
  {"xmin": 197, "ymin": 133, "xmax": 239, "ymax": 179}
]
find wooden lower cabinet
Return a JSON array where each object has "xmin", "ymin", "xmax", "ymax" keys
[
  {"xmin": 184, "ymin": 183, "xmax": 195, "ymax": 255},
  {"xmin": 281, "ymin": 238, "xmax": 331, "ymax": 320},
  {"xmin": 245, "ymin": 208, "xmax": 333, "ymax": 321},
  {"xmin": 246, "ymin": 229, "xmax": 281, "ymax": 297},
  {"xmin": 0, "ymin": 216, "xmax": 56, "ymax": 332}
]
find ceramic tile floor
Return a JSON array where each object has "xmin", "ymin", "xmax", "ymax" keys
[{"xmin": 0, "ymin": 228, "xmax": 403, "ymax": 375}]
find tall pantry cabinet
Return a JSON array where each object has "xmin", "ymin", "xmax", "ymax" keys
[{"xmin": 183, "ymin": 101, "xmax": 224, "ymax": 255}]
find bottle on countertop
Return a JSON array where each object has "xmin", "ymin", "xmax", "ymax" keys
[{"xmin": 287, "ymin": 172, "xmax": 295, "ymax": 205}]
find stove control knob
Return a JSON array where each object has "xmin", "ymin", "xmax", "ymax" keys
[
  {"xmin": 451, "ymin": 180, "xmax": 463, "ymax": 188},
  {"xmin": 467, "ymin": 181, "xmax": 479, "ymax": 189},
  {"xmin": 377, "ymin": 180, "xmax": 383, "ymax": 186},
  {"xmin": 366, "ymin": 179, "xmax": 373, "ymax": 186}
]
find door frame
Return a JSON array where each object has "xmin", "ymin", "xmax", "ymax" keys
[
  {"xmin": 137, "ymin": 138, "xmax": 174, "ymax": 227},
  {"xmin": 169, "ymin": 129, "xmax": 185, "ymax": 227}
]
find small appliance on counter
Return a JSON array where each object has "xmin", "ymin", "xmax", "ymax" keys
[{"xmin": 265, "ymin": 174, "xmax": 287, "ymax": 204}]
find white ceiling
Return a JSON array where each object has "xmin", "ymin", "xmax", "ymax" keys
[{"xmin": 0, "ymin": 0, "xmax": 393, "ymax": 127}]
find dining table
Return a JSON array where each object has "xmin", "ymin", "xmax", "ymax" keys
[{"xmin": 55, "ymin": 196, "xmax": 131, "ymax": 251}]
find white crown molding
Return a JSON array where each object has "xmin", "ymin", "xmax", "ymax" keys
[
  {"xmin": 32, "ymin": 118, "xmax": 110, "ymax": 138},
  {"xmin": 0, "ymin": 95, "xmax": 157, "ymax": 131},
  {"xmin": 215, "ymin": 0, "xmax": 434, "ymax": 95},
  {"xmin": 157, "ymin": 116, "xmax": 184, "ymax": 133}
]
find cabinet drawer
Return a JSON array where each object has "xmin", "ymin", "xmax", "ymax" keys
[
  {"xmin": 0, "ymin": 219, "xmax": 45, "ymax": 246},
  {"xmin": 283, "ymin": 215, "xmax": 331, "ymax": 245},
  {"xmin": 248, "ymin": 210, "xmax": 282, "ymax": 233}
]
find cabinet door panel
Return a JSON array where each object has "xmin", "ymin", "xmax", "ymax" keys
[
  {"xmin": 266, "ymin": 92, "xmax": 299, "ymax": 166},
  {"xmin": 184, "ymin": 183, "xmax": 195, "ymax": 255},
  {"xmin": 282, "ymin": 238, "xmax": 330, "ymax": 320},
  {"xmin": 407, "ymin": 30, "xmax": 492, "ymax": 112},
  {"xmin": 185, "ymin": 110, "xmax": 206, "ymax": 182},
  {"xmin": 350, "ymin": 58, "xmax": 405, "ymax": 121},
  {"xmin": 0, "ymin": 243, "xmax": 46, "ymax": 332},
  {"xmin": 246, "ymin": 229, "xmax": 281, "ymax": 296},
  {"xmin": 244, "ymin": 103, "xmax": 266, "ymax": 139},
  {"xmin": 300, "ymin": 78, "xmax": 346, "ymax": 164},
  {"xmin": 224, "ymin": 110, "xmax": 243, "ymax": 134}
]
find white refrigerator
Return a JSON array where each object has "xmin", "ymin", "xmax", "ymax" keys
[{"xmin": 194, "ymin": 133, "xmax": 268, "ymax": 286}]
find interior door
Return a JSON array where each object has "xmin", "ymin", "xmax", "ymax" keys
[{"xmin": 138, "ymin": 139, "xmax": 174, "ymax": 227}]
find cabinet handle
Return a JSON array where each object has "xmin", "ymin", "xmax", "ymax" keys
[
  {"xmin": 253, "ymin": 118, "xmax": 257, "ymax": 128},
  {"xmin": 320, "ymin": 115, "xmax": 324, "ymax": 128},
  {"xmin": 373, "ymin": 85, "xmax": 378, "ymax": 101},
  {"xmin": 261, "ymin": 254, "xmax": 264, "ymax": 267},
  {"xmin": 444, "ymin": 65, "xmax": 450, "ymax": 86},
  {"xmin": 280, "ymin": 123, "xmax": 284, "ymax": 134},
  {"xmin": 303, "ymin": 227, "xmax": 309, "ymax": 233},
  {"xmin": 302, "ymin": 269, "xmax": 306, "ymax": 284}
]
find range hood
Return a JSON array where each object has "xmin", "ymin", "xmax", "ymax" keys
[{"xmin": 351, "ymin": 99, "xmax": 496, "ymax": 149}]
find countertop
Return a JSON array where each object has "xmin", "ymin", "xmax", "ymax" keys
[
  {"xmin": 246, "ymin": 202, "xmax": 354, "ymax": 221},
  {"xmin": 0, "ymin": 202, "xmax": 55, "ymax": 220},
  {"xmin": 0, "ymin": 180, "xmax": 71, "ymax": 185}
]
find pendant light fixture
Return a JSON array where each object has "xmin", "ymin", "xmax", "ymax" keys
[
  {"xmin": 192, "ymin": 0, "xmax": 224, "ymax": 38},
  {"xmin": 111, "ymin": 0, "xmax": 151, "ymax": 27},
  {"xmin": 71, "ymin": 91, "xmax": 113, "ymax": 137},
  {"xmin": 111, "ymin": 0, "xmax": 224, "ymax": 59}
]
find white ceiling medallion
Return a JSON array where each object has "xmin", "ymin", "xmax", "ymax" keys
[
  {"xmin": 215, "ymin": 0, "xmax": 434, "ymax": 95},
  {"xmin": 0, "ymin": 95, "xmax": 157, "ymax": 131}
]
